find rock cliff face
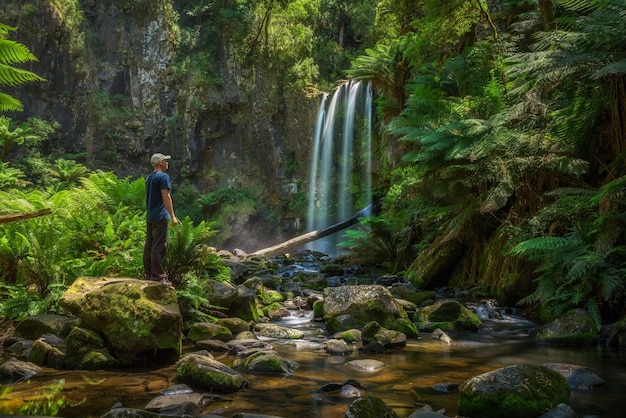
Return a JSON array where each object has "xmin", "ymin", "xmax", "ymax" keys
[{"xmin": 4, "ymin": 0, "xmax": 319, "ymax": 250}]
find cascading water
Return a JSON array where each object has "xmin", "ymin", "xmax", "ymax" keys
[{"xmin": 306, "ymin": 80, "xmax": 373, "ymax": 255}]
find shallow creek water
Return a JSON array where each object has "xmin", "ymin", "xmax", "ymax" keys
[{"xmin": 1, "ymin": 308, "xmax": 626, "ymax": 418}]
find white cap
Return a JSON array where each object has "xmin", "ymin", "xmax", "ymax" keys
[{"xmin": 150, "ymin": 153, "xmax": 171, "ymax": 165}]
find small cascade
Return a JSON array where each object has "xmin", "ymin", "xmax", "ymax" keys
[{"xmin": 307, "ymin": 80, "xmax": 373, "ymax": 255}]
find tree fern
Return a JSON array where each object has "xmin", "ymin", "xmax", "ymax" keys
[{"xmin": 0, "ymin": 24, "xmax": 45, "ymax": 112}]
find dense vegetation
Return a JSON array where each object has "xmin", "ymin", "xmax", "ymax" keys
[{"xmin": 2, "ymin": 0, "xmax": 626, "ymax": 330}]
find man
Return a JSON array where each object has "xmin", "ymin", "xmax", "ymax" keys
[{"xmin": 144, "ymin": 152, "xmax": 178, "ymax": 285}]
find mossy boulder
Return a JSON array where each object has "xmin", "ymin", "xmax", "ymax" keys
[
  {"xmin": 64, "ymin": 326, "xmax": 119, "ymax": 370},
  {"xmin": 414, "ymin": 300, "xmax": 482, "ymax": 332},
  {"xmin": 390, "ymin": 285, "xmax": 436, "ymax": 307},
  {"xmin": 536, "ymin": 308, "xmax": 598, "ymax": 346},
  {"xmin": 243, "ymin": 350, "xmax": 299, "ymax": 375},
  {"xmin": 345, "ymin": 396, "xmax": 398, "ymax": 418},
  {"xmin": 59, "ymin": 277, "xmax": 182, "ymax": 365},
  {"xmin": 322, "ymin": 285, "xmax": 408, "ymax": 334},
  {"xmin": 391, "ymin": 317, "xmax": 418, "ymax": 338},
  {"xmin": 458, "ymin": 364, "xmax": 570, "ymax": 418},
  {"xmin": 187, "ymin": 322, "xmax": 232, "ymax": 342},
  {"xmin": 216, "ymin": 317, "xmax": 251, "ymax": 334},
  {"xmin": 361, "ymin": 321, "xmax": 407, "ymax": 349},
  {"xmin": 176, "ymin": 352, "xmax": 248, "ymax": 392}
]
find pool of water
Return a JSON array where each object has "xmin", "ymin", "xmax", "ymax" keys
[{"xmin": 1, "ymin": 313, "xmax": 625, "ymax": 417}]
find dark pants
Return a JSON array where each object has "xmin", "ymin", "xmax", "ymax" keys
[{"xmin": 143, "ymin": 220, "xmax": 169, "ymax": 281}]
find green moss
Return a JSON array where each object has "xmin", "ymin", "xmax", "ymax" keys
[
  {"xmin": 259, "ymin": 290, "xmax": 284, "ymax": 305},
  {"xmin": 459, "ymin": 365, "xmax": 570, "ymax": 418},
  {"xmin": 392, "ymin": 318, "xmax": 418, "ymax": 338}
]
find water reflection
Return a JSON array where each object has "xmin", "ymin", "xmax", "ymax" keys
[{"xmin": 2, "ymin": 315, "xmax": 625, "ymax": 417}]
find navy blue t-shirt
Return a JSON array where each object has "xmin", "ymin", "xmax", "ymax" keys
[{"xmin": 146, "ymin": 171, "xmax": 172, "ymax": 222}]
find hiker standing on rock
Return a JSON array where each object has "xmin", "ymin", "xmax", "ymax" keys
[{"xmin": 143, "ymin": 152, "xmax": 178, "ymax": 285}]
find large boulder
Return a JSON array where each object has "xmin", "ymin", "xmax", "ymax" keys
[
  {"xmin": 458, "ymin": 364, "xmax": 570, "ymax": 418},
  {"xmin": 414, "ymin": 300, "xmax": 482, "ymax": 332},
  {"xmin": 322, "ymin": 285, "xmax": 408, "ymax": 333},
  {"xmin": 536, "ymin": 308, "xmax": 598, "ymax": 346},
  {"xmin": 59, "ymin": 277, "xmax": 182, "ymax": 365},
  {"xmin": 206, "ymin": 280, "xmax": 260, "ymax": 322}
]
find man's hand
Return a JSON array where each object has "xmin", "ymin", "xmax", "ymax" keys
[{"xmin": 171, "ymin": 216, "xmax": 179, "ymax": 226}]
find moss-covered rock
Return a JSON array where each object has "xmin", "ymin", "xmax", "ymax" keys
[
  {"xmin": 345, "ymin": 396, "xmax": 398, "ymax": 418},
  {"xmin": 243, "ymin": 350, "xmax": 299, "ymax": 375},
  {"xmin": 458, "ymin": 364, "xmax": 570, "ymax": 418},
  {"xmin": 216, "ymin": 317, "xmax": 251, "ymax": 334},
  {"xmin": 59, "ymin": 277, "xmax": 182, "ymax": 365},
  {"xmin": 414, "ymin": 300, "xmax": 482, "ymax": 332},
  {"xmin": 254, "ymin": 323, "xmax": 304, "ymax": 339},
  {"xmin": 176, "ymin": 352, "xmax": 248, "ymax": 392},
  {"xmin": 64, "ymin": 326, "xmax": 119, "ymax": 370},
  {"xmin": 361, "ymin": 321, "xmax": 407, "ymax": 349},
  {"xmin": 15, "ymin": 314, "xmax": 77, "ymax": 340},
  {"xmin": 322, "ymin": 285, "xmax": 408, "ymax": 334},
  {"xmin": 391, "ymin": 317, "xmax": 418, "ymax": 338},
  {"xmin": 536, "ymin": 308, "xmax": 598, "ymax": 346},
  {"xmin": 187, "ymin": 322, "xmax": 232, "ymax": 342}
]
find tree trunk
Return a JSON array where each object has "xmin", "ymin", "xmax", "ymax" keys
[
  {"xmin": 0, "ymin": 208, "xmax": 52, "ymax": 224},
  {"xmin": 251, "ymin": 205, "xmax": 371, "ymax": 256},
  {"xmin": 537, "ymin": 0, "xmax": 556, "ymax": 31}
]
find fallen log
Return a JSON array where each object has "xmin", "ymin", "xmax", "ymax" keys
[
  {"xmin": 251, "ymin": 205, "xmax": 371, "ymax": 256},
  {"xmin": 0, "ymin": 208, "xmax": 52, "ymax": 225}
]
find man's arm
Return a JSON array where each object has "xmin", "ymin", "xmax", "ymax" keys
[{"xmin": 161, "ymin": 189, "xmax": 179, "ymax": 226}]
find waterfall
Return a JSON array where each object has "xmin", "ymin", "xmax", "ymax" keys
[{"xmin": 307, "ymin": 80, "xmax": 373, "ymax": 255}]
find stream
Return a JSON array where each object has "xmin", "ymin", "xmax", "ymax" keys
[{"xmin": 1, "ymin": 305, "xmax": 626, "ymax": 417}]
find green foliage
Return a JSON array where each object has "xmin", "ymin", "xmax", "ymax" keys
[
  {"xmin": 163, "ymin": 217, "xmax": 226, "ymax": 287},
  {"xmin": 0, "ymin": 23, "xmax": 45, "ymax": 111},
  {"xmin": 339, "ymin": 211, "xmax": 417, "ymax": 273},
  {"xmin": 512, "ymin": 178, "xmax": 626, "ymax": 326},
  {"xmin": 0, "ymin": 168, "xmax": 229, "ymax": 323}
]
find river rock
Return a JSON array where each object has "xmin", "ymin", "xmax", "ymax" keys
[
  {"xmin": 59, "ymin": 277, "xmax": 182, "ymax": 365},
  {"xmin": 242, "ymin": 350, "xmax": 299, "ymax": 375},
  {"xmin": 145, "ymin": 392, "xmax": 211, "ymax": 414},
  {"xmin": 333, "ymin": 328, "xmax": 362, "ymax": 343},
  {"xmin": 29, "ymin": 333, "xmax": 66, "ymax": 368},
  {"xmin": 0, "ymin": 357, "xmax": 41, "ymax": 381},
  {"xmin": 14, "ymin": 314, "xmax": 77, "ymax": 339},
  {"xmin": 176, "ymin": 352, "xmax": 248, "ymax": 392},
  {"xmin": 64, "ymin": 326, "xmax": 119, "ymax": 370},
  {"xmin": 536, "ymin": 308, "xmax": 598, "ymax": 346},
  {"xmin": 361, "ymin": 321, "xmax": 407, "ymax": 348},
  {"xmin": 217, "ymin": 317, "xmax": 252, "ymax": 334},
  {"xmin": 345, "ymin": 396, "xmax": 398, "ymax": 418},
  {"xmin": 206, "ymin": 280, "xmax": 260, "ymax": 322},
  {"xmin": 99, "ymin": 407, "xmax": 181, "ymax": 418},
  {"xmin": 254, "ymin": 323, "xmax": 304, "ymax": 339},
  {"xmin": 187, "ymin": 322, "xmax": 232, "ymax": 342},
  {"xmin": 196, "ymin": 339, "xmax": 230, "ymax": 352},
  {"xmin": 322, "ymin": 285, "xmax": 408, "ymax": 333},
  {"xmin": 541, "ymin": 362, "xmax": 605, "ymax": 389},
  {"xmin": 406, "ymin": 404, "xmax": 449, "ymax": 417},
  {"xmin": 346, "ymin": 359, "xmax": 386, "ymax": 372},
  {"xmin": 324, "ymin": 338, "xmax": 353, "ymax": 355},
  {"xmin": 414, "ymin": 299, "xmax": 482, "ymax": 332},
  {"xmin": 458, "ymin": 364, "xmax": 570, "ymax": 418},
  {"xmin": 537, "ymin": 403, "xmax": 578, "ymax": 418}
]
